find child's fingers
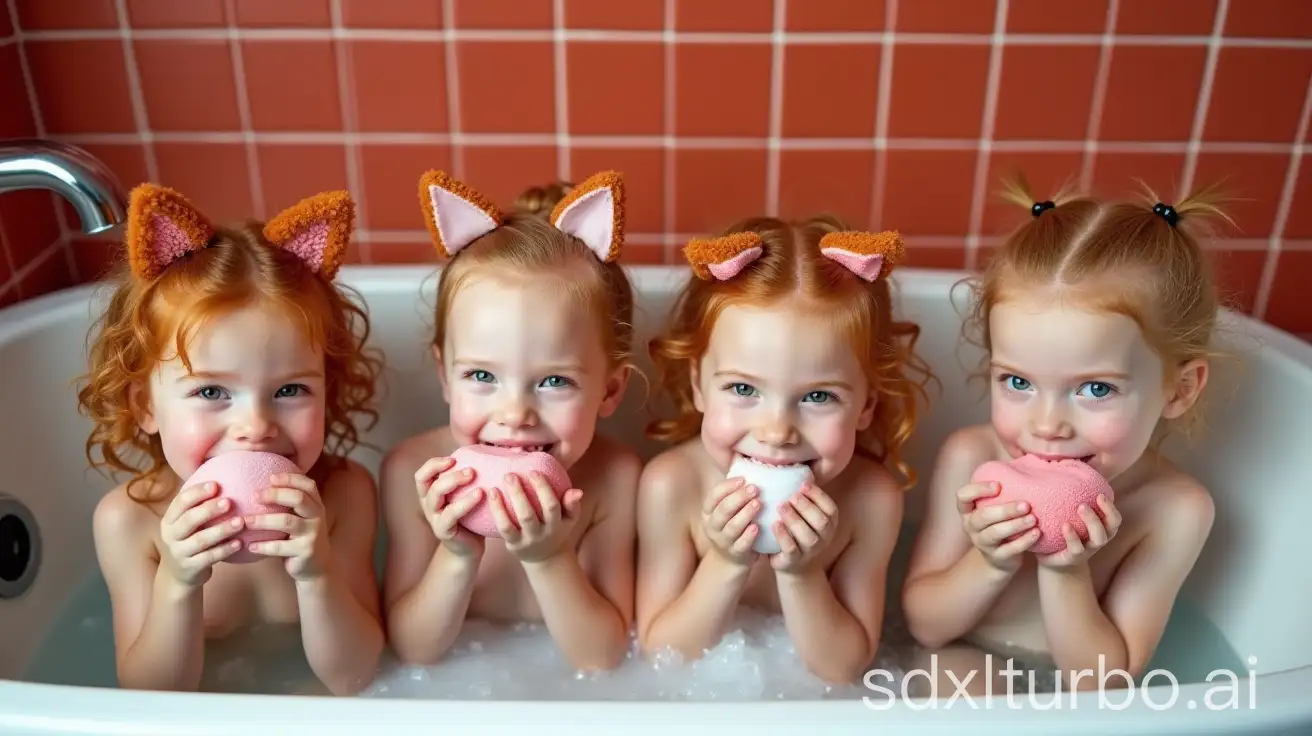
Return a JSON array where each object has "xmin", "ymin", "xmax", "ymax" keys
[
  {"xmin": 414, "ymin": 457, "xmax": 456, "ymax": 488},
  {"xmin": 802, "ymin": 484, "xmax": 838, "ymax": 516},
  {"xmin": 967, "ymin": 501, "xmax": 1030, "ymax": 532},
  {"xmin": 524, "ymin": 472, "xmax": 562, "ymax": 522},
  {"xmin": 730, "ymin": 523, "xmax": 759, "ymax": 555},
  {"xmin": 702, "ymin": 477, "xmax": 746, "ymax": 516},
  {"xmin": 488, "ymin": 490, "xmax": 520, "ymax": 541},
  {"xmin": 719, "ymin": 496, "xmax": 760, "ymax": 539},
  {"xmin": 169, "ymin": 497, "xmax": 231, "ymax": 541},
  {"xmin": 1097, "ymin": 494, "xmax": 1121, "ymax": 532},
  {"xmin": 191, "ymin": 538, "xmax": 243, "ymax": 567},
  {"xmin": 1079, "ymin": 504, "xmax": 1108, "ymax": 547},
  {"xmin": 502, "ymin": 475, "xmax": 542, "ymax": 531},
  {"xmin": 788, "ymin": 493, "xmax": 831, "ymax": 535},
  {"xmin": 427, "ymin": 468, "xmax": 475, "ymax": 505},
  {"xmin": 709, "ymin": 486, "xmax": 756, "ymax": 528},
  {"xmin": 262, "ymin": 486, "xmax": 321, "ymax": 519},
  {"xmin": 773, "ymin": 522, "xmax": 797, "ymax": 557},
  {"xmin": 994, "ymin": 527, "xmax": 1040, "ymax": 558},
  {"xmin": 781, "ymin": 505, "xmax": 820, "ymax": 548},
  {"xmin": 245, "ymin": 512, "xmax": 306, "ymax": 536},
  {"xmin": 979, "ymin": 513, "xmax": 1036, "ymax": 545},
  {"xmin": 178, "ymin": 517, "xmax": 245, "ymax": 558},
  {"xmin": 955, "ymin": 482, "xmax": 1000, "ymax": 515},
  {"xmin": 164, "ymin": 482, "xmax": 219, "ymax": 525}
]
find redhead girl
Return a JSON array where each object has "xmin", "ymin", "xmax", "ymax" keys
[
  {"xmin": 79, "ymin": 185, "xmax": 385, "ymax": 694},
  {"xmin": 380, "ymin": 171, "xmax": 639, "ymax": 672},
  {"xmin": 635, "ymin": 215, "xmax": 932, "ymax": 684},
  {"xmin": 901, "ymin": 182, "xmax": 1225, "ymax": 694}
]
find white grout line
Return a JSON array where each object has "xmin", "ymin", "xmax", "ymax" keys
[
  {"xmin": 1180, "ymin": 0, "xmax": 1228, "ymax": 195},
  {"xmin": 661, "ymin": 0, "xmax": 676, "ymax": 261},
  {"xmin": 109, "ymin": 0, "xmax": 157, "ymax": 181},
  {"xmin": 441, "ymin": 0, "xmax": 464, "ymax": 177},
  {"xmin": 4, "ymin": 239, "xmax": 65, "ymax": 296},
  {"xmin": 764, "ymin": 0, "xmax": 785, "ymax": 217},
  {"xmin": 18, "ymin": 27, "xmax": 1312, "ymax": 48},
  {"xmin": 552, "ymin": 0, "xmax": 570, "ymax": 181},
  {"xmin": 867, "ymin": 0, "xmax": 898, "ymax": 229},
  {"xmin": 328, "ymin": 0, "xmax": 368, "ymax": 260},
  {"xmin": 963, "ymin": 0, "xmax": 1009, "ymax": 271},
  {"xmin": 223, "ymin": 0, "xmax": 264, "ymax": 220},
  {"xmin": 1079, "ymin": 0, "xmax": 1118, "ymax": 192},
  {"xmin": 1252, "ymin": 75, "xmax": 1312, "ymax": 320}
]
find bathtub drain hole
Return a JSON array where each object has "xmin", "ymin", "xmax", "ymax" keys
[{"xmin": 0, "ymin": 514, "xmax": 30, "ymax": 583}]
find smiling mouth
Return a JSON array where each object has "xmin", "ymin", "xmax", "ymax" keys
[
  {"xmin": 1031, "ymin": 452, "xmax": 1095, "ymax": 465},
  {"xmin": 737, "ymin": 452, "xmax": 814, "ymax": 469},
  {"xmin": 481, "ymin": 440, "xmax": 555, "ymax": 454}
]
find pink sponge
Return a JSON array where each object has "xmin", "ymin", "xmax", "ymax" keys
[
  {"xmin": 447, "ymin": 445, "xmax": 573, "ymax": 539},
  {"xmin": 970, "ymin": 454, "xmax": 1114, "ymax": 555},
  {"xmin": 184, "ymin": 451, "xmax": 300, "ymax": 564}
]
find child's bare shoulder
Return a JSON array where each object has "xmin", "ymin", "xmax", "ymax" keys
[
  {"xmin": 638, "ymin": 439, "xmax": 708, "ymax": 510},
  {"xmin": 933, "ymin": 424, "xmax": 1003, "ymax": 486},
  {"xmin": 381, "ymin": 426, "xmax": 456, "ymax": 480},
  {"xmin": 319, "ymin": 456, "xmax": 377, "ymax": 504},
  {"xmin": 579, "ymin": 433, "xmax": 643, "ymax": 494},
  {"xmin": 834, "ymin": 454, "xmax": 903, "ymax": 522},
  {"xmin": 1135, "ymin": 463, "xmax": 1215, "ymax": 536},
  {"xmin": 92, "ymin": 481, "xmax": 164, "ymax": 558}
]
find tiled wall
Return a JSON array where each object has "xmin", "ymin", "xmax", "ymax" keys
[{"xmin": 1, "ymin": 0, "xmax": 1311, "ymax": 336}]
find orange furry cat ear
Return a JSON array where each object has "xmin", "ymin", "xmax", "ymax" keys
[
  {"xmin": 683, "ymin": 232, "xmax": 764, "ymax": 281},
  {"xmin": 125, "ymin": 183, "xmax": 214, "ymax": 280},
  {"xmin": 818, "ymin": 230, "xmax": 904, "ymax": 282},
  {"xmin": 418, "ymin": 170, "xmax": 505, "ymax": 258},
  {"xmin": 549, "ymin": 170, "xmax": 625, "ymax": 263},
  {"xmin": 262, "ymin": 190, "xmax": 354, "ymax": 280}
]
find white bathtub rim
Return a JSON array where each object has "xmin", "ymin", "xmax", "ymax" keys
[
  {"xmin": 4, "ymin": 265, "xmax": 1310, "ymax": 370},
  {"xmin": 0, "ymin": 665, "xmax": 1309, "ymax": 734}
]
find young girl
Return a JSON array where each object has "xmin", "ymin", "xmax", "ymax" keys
[
  {"xmin": 79, "ymin": 184, "xmax": 386, "ymax": 696},
  {"xmin": 901, "ymin": 182, "xmax": 1223, "ymax": 695},
  {"xmin": 635, "ymin": 215, "xmax": 932, "ymax": 684},
  {"xmin": 380, "ymin": 170, "xmax": 640, "ymax": 672}
]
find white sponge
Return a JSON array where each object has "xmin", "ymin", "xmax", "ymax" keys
[{"xmin": 726, "ymin": 455, "xmax": 815, "ymax": 554}]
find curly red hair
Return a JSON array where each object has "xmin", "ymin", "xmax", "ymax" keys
[
  {"xmin": 76, "ymin": 223, "xmax": 383, "ymax": 502},
  {"xmin": 648, "ymin": 214, "xmax": 934, "ymax": 489}
]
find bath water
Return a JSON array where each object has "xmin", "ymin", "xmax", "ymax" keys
[{"xmin": 24, "ymin": 526, "xmax": 1246, "ymax": 700}]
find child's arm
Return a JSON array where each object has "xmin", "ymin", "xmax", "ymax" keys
[
  {"xmin": 635, "ymin": 455, "xmax": 754, "ymax": 658},
  {"xmin": 1039, "ymin": 480, "xmax": 1214, "ymax": 681},
  {"xmin": 92, "ymin": 485, "xmax": 241, "ymax": 691},
  {"xmin": 902, "ymin": 429, "xmax": 1035, "ymax": 648},
  {"xmin": 519, "ymin": 451, "xmax": 641, "ymax": 671},
  {"xmin": 773, "ymin": 477, "xmax": 902, "ymax": 684},
  {"xmin": 288, "ymin": 461, "xmax": 385, "ymax": 696},
  {"xmin": 380, "ymin": 449, "xmax": 484, "ymax": 665}
]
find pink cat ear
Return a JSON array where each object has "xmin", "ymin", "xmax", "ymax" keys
[
  {"xmin": 419, "ymin": 170, "xmax": 505, "ymax": 258},
  {"xmin": 683, "ymin": 232, "xmax": 765, "ymax": 281},
  {"xmin": 125, "ymin": 184, "xmax": 214, "ymax": 280},
  {"xmin": 549, "ymin": 171, "xmax": 625, "ymax": 263},
  {"xmin": 262, "ymin": 191, "xmax": 354, "ymax": 280},
  {"xmin": 818, "ymin": 231, "xmax": 905, "ymax": 282}
]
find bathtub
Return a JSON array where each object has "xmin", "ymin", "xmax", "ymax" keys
[{"xmin": 0, "ymin": 264, "xmax": 1309, "ymax": 734}]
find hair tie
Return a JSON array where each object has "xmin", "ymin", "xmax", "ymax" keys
[
  {"xmin": 1152, "ymin": 202, "xmax": 1179, "ymax": 228},
  {"xmin": 1031, "ymin": 200, "xmax": 1055, "ymax": 217}
]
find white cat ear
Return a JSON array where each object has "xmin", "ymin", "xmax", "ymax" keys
[
  {"xmin": 549, "ymin": 171, "xmax": 625, "ymax": 263},
  {"xmin": 419, "ymin": 170, "xmax": 505, "ymax": 258}
]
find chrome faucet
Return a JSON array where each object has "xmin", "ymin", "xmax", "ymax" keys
[{"xmin": 0, "ymin": 139, "xmax": 127, "ymax": 234}]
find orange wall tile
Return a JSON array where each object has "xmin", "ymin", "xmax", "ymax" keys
[{"xmin": 0, "ymin": 0, "xmax": 1309, "ymax": 339}]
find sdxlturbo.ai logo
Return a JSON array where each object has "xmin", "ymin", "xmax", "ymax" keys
[{"xmin": 861, "ymin": 654, "xmax": 1259, "ymax": 711}]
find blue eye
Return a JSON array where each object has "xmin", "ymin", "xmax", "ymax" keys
[
  {"xmin": 803, "ymin": 390, "xmax": 833, "ymax": 404},
  {"xmin": 540, "ymin": 375, "xmax": 571, "ymax": 389},
  {"xmin": 197, "ymin": 386, "xmax": 228, "ymax": 400},
  {"xmin": 467, "ymin": 370, "xmax": 495, "ymax": 383},
  {"xmin": 1079, "ymin": 381, "xmax": 1115, "ymax": 399},
  {"xmin": 729, "ymin": 383, "xmax": 758, "ymax": 398},
  {"xmin": 1004, "ymin": 375, "xmax": 1031, "ymax": 391},
  {"xmin": 276, "ymin": 384, "xmax": 306, "ymax": 398}
]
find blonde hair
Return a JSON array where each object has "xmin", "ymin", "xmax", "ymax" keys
[
  {"xmin": 648, "ymin": 214, "xmax": 934, "ymax": 489},
  {"xmin": 964, "ymin": 176, "xmax": 1232, "ymax": 438},
  {"xmin": 430, "ymin": 182, "xmax": 636, "ymax": 371},
  {"xmin": 77, "ymin": 223, "xmax": 383, "ymax": 502}
]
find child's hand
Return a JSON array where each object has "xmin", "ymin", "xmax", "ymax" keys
[
  {"xmin": 957, "ymin": 481, "xmax": 1040, "ymax": 572},
  {"xmin": 158, "ymin": 481, "xmax": 248, "ymax": 587},
  {"xmin": 414, "ymin": 457, "xmax": 485, "ymax": 559},
  {"xmin": 491, "ymin": 472, "xmax": 583, "ymax": 564},
  {"xmin": 246, "ymin": 473, "xmax": 332, "ymax": 581},
  {"xmin": 700, "ymin": 477, "xmax": 760, "ymax": 568},
  {"xmin": 770, "ymin": 483, "xmax": 839, "ymax": 574},
  {"xmin": 1036, "ymin": 494, "xmax": 1122, "ymax": 571}
]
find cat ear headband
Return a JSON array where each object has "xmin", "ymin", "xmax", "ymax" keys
[
  {"xmin": 125, "ymin": 183, "xmax": 354, "ymax": 281},
  {"xmin": 418, "ymin": 169, "xmax": 625, "ymax": 262},
  {"xmin": 683, "ymin": 229, "xmax": 905, "ymax": 282}
]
